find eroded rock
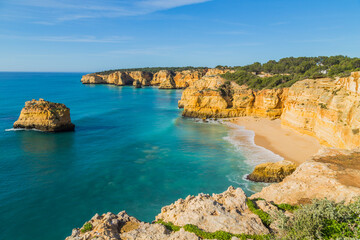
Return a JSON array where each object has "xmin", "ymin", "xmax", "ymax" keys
[
  {"xmin": 13, "ymin": 99, "xmax": 75, "ymax": 132},
  {"xmin": 247, "ymin": 161, "xmax": 297, "ymax": 183},
  {"xmin": 156, "ymin": 186, "xmax": 269, "ymax": 235}
]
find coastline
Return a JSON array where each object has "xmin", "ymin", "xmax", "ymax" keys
[{"xmin": 227, "ymin": 117, "xmax": 322, "ymax": 165}]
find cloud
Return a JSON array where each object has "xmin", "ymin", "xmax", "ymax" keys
[
  {"xmin": 4, "ymin": 0, "xmax": 211, "ymax": 24},
  {"xmin": 0, "ymin": 34, "xmax": 132, "ymax": 43}
]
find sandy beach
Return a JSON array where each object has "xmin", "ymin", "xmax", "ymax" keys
[{"xmin": 229, "ymin": 117, "xmax": 322, "ymax": 165}]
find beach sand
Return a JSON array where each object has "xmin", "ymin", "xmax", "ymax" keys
[{"xmin": 229, "ymin": 117, "xmax": 322, "ymax": 165}]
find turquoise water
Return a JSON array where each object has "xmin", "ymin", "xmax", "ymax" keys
[{"xmin": 0, "ymin": 73, "xmax": 272, "ymax": 240}]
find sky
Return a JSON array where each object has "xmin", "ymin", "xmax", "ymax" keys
[{"xmin": 0, "ymin": 0, "xmax": 359, "ymax": 72}]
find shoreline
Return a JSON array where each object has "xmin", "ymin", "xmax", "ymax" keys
[{"xmin": 227, "ymin": 117, "xmax": 322, "ymax": 165}]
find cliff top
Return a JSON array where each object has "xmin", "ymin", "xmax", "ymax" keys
[{"xmin": 24, "ymin": 98, "xmax": 68, "ymax": 111}]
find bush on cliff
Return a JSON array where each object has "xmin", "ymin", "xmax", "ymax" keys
[{"xmin": 275, "ymin": 198, "xmax": 360, "ymax": 239}]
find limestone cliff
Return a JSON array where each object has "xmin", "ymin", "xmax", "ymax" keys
[
  {"xmin": 179, "ymin": 71, "xmax": 360, "ymax": 150},
  {"xmin": 178, "ymin": 75, "xmax": 287, "ymax": 119},
  {"xmin": 81, "ymin": 71, "xmax": 152, "ymax": 87},
  {"xmin": 81, "ymin": 69, "xmax": 215, "ymax": 89},
  {"xmin": 281, "ymin": 72, "xmax": 360, "ymax": 149},
  {"xmin": 13, "ymin": 99, "xmax": 75, "ymax": 132}
]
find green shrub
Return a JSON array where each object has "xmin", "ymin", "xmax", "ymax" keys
[
  {"xmin": 273, "ymin": 203, "xmax": 299, "ymax": 212},
  {"xmin": 183, "ymin": 224, "xmax": 271, "ymax": 240},
  {"xmin": 246, "ymin": 199, "xmax": 272, "ymax": 227},
  {"xmin": 80, "ymin": 222, "xmax": 93, "ymax": 233},
  {"xmin": 276, "ymin": 198, "xmax": 360, "ymax": 239},
  {"xmin": 155, "ymin": 219, "xmax": 181, "ymax": 232}
]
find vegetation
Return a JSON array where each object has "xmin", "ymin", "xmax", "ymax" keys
[
  {"xmin": 183, "ymin": 224, "xmax": 271, "ymax": 240},
  {"xmin": 246, "ymin": 199, "xmax": 272, "ymax": 227},
  {"xmin": 155, "ymin": 220, "xmax": 271, "ymax": 240},
  {"xmin": 276, "ymin": 198, "xmax": 360, "ymax": 240},
  {"xmin": 222, "ymin": 55, "xmax": 360, "ymax": 89},
  {"xmin": 80, "ymin": 222, "xmax": 93, "ymax": 233},
  {"xmin": 272, "ymin": 203, "xmax": 299, "ymax": 213},
  {"xmin": 154, "ymin": 219, "xmax": 181, "ymax": 232}
]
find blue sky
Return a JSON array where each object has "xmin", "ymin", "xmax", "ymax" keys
[{"xmin": 0, "ymin": 0, "xmax": 359, "ymax": 72}]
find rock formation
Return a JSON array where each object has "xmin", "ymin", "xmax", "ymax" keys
[
  {"xmin": 179, "ymin": 71, "xmax": 360, "ymax": 150},
  {"xmin": 81, "ymin": 71, "xmax": 152, "ymax": 87},
  {"xmin": 252, "ymin": 148, "xmax": 360, "ymax": 205},
  {"xmin": 13, "ymin": 99, "xmax": 75, "ymax": 132},
  {"xmin": 156, "ymin": 186, "xmax": 269, "ymax": 235},
  {"xmin": 66, "ymin": 187, "xmax": 272, "ymax": 240},
  {"xmin": 247, "ymin": 161, "xmax": 297, "ymax": 183},
  {"xmin": 81, "ymin": 68, "xmax": 223, "ymax": 89},
  {"xmin": 178, "ymin": 75, "xmax": 287, "ymax": 119},
  {"xmin": 281, "ymin": 72, "xmax": 360, "ymax": 149}
]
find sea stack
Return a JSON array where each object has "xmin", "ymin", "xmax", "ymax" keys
[{"xmin": 13, "ymin": 99, "xmax": 75, "ymax": 132}]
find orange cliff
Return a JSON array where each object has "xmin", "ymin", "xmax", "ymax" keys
[
  {"xmin": 179, "ymin": 72, "xmax": 360, "ymax": 150},
  {"xmin": 81, "ymin": 68, "xmax": 231, "ymax": 89},
  {"xmin": 178, "ymin": 75, "xmax": 287, "ymax": 119}
]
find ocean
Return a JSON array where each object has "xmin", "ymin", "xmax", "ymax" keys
[{"xmin": 0, "ymin": 72, "xmax": 280, "ymax": 240}]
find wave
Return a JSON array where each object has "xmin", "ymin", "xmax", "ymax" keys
[
  {"xmin": 5, "ymin": 128, "xmax": 42, "ymax": 132},
  {"xmin": 223, "ymin": 122, "xmax": 284, "ymax": 167}
]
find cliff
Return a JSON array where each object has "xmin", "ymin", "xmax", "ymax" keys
[
  {"xmin": 13, "ymin": 99, "xmax": 75, "ymax": 132},
  {"xmin": 81, "ymin": 68, "xmax": 225, "ymax": 89},
  {"xmin": 281, "ymin": 72, "xmax": 360, "ymax": 149},
  {"xmin": 179, "ymin": 72, "xmax": 360, "ymax": 150},
  {"xmin": 178, "ymin": 75, "xmax": 287, "ymax": 119}
]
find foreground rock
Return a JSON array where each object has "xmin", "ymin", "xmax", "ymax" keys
[
  {"xmin": 156, "ymin": 186, "xmax": 269, "ymax": 235},
  {"xmin": 65, "ymin": 211, "xmax": 200, "ymax": 240},
  {"xmin": 252, "ymin": 148, "xmax": 360, "ymax": 204},
  {"xmin": 13, "ymin": 99, "xmax": 75, "ymax": 132},
  {"xmin": 247, "ymin": 161, "xmax": 297, "ymax": 183},
  {"xmin": 66, "ymin": 187, "xmax": 270, "ymax": 240}
]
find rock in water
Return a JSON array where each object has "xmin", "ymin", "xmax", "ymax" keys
[
  {"xmin": 247, "ymin": 161, "xmax": 297, "ymax": 183},
  {"xmin": 13, "ymin": 99, "xmax": 75, "ymax": 132},
  {"xmin": 133, "ymin": 80, "xmax": 142, "ymax": 88}
]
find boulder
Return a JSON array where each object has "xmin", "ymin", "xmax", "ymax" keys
[{"xmin": 247, "ymin": 161, "xmax": 297, "ymax": 183}]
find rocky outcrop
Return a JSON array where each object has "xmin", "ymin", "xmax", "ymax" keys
[
  {"xmin": 173, "ymin": 70, "xmax": 206, "ymax": 88},
  {"xmin": 66, "ymin": 187, "xmax": 271, "ymax": 240},
  {"xmin": 252, "ymin": 148, "xmax": 360, "ymax": 205},
  {"xmin": 156, "ymin": 70, "xmax": 176, "ymax": 89},
  {"xmin": 281, "ymin": 72, "xmax": 360, "ymax": 149},
  {"xmin": 13, "ymin": 99, "xmax": 75, "ymax": 132},
  {"xmin": 81, "ymin": 71, "xmax": 152, "ymax": 87},
  {"xmin": 205, "ymin": 68, "xmax": 233, "ymax": 76},
  {"xmin": 65, "ymin": 211, "xmax": 201, "ymax": 240},
  {"xmin": 156, "ymin": 186, "xmax": 269, "ymax": 235},
  {"xmin": 179, "ymin": 75, "xmax": 287, "ymax": 119},
  {"xmin": 247, "ymin": 161, "xmax": 297, "ymax": 183}
]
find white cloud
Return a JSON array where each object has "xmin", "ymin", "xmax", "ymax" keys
[
  {"xmin": 4, "ymin": 0, "xmax": 211, "ymax": 24},
  {"xmin": 0, "ymin": 34, "xmax": 132, "ymax": 43}
]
